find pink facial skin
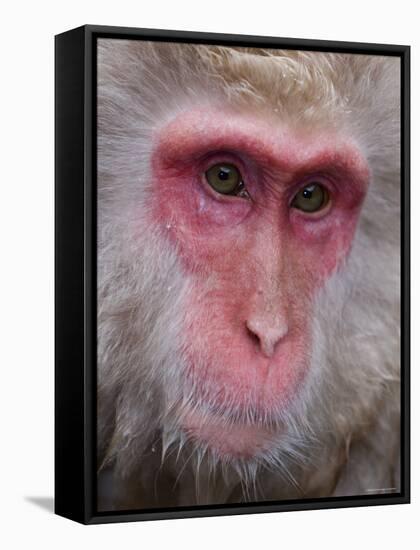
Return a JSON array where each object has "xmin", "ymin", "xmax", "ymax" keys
[{"xmin": 150, "ymin": 107, "xmax": 370, "ymax": 458}]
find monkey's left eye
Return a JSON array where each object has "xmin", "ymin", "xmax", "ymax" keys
[
  {"xmin": 291, "ymin": 182, "xmax": 330, "ymax": 213},
  {"xmin": 205, "ymin": 163, "xmax": 249, "ymax": 198}
]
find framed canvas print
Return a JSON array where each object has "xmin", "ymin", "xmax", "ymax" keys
[{"xmin": 55, "ymin": 25, "xmax": 410, "ymax": 524}]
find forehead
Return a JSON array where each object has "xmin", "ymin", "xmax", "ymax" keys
[
  {"xmin": 178, "ymin": 46, "xmax": 367, "ymax": 130},
  {"xmin": 97, "ymin": 40, "xmax": 375, "ymax": 129},
  {"xmin": 97, "ymin": 40, "xmax": 399, "ymax": 178},
  {"xmin": 154, "ymin": 106, "xmax": 369, "ymax": 184}
]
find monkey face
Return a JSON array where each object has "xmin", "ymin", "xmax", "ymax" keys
[
  {"xmin": 149, "ymin": 107, "xmax": 370, "ymax": 458},
  {"xmin": 96, "ymin": 42, "xmax": 401, "ymax": 509}
]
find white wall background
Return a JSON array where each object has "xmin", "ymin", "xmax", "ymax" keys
[{"xmin": 1, "ymin": 0, "xmax": 417, "ymax": 548}]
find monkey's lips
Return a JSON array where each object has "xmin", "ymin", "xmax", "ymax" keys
[
  {"xmin": 181, "ymin": 407, "xmax": 278, "ymax": 459},
  {"xmin": 179, "ymin": 340, "xmax": 306, "ymax": 459}
]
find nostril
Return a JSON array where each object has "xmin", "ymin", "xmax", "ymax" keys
[
  {"xmin": 246, "ymin": 316, "xmax": 288, "ymax": 359},
  {"xmin": 246, "ymin": 319, "xmax": 275, "ymax": 357},
  {"xmin": 246, "ymin": 324, "xmax": 261, "ymax": 347}
]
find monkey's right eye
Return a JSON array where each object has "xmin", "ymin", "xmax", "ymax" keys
[{"xmin": 205, "ymin": 163, "xmax": 248, "ymax": 197}]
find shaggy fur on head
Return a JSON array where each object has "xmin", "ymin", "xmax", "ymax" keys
[{"xmin": 97, "ymin": 40, "xmax": 400, "ymax": 509}]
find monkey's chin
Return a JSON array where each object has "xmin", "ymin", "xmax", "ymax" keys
[{"xmin": 181, "ymin": 408, "xmax": 278, "ymax": 460}]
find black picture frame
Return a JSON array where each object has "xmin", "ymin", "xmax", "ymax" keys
[{"xmin": 55, "ymin": 24, "xmax": 410, "ymax": 525}]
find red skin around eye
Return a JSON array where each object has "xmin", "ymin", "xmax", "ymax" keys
[{"xmin": 149, "ymin": 107, "xmax": 369, "ymax": 457}]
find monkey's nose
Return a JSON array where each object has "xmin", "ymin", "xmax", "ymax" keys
[{"xmin": 246, "ymin": 316, "xmax": 289, "ymax": 358}]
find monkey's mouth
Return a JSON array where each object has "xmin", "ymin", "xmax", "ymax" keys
[{"xmin": 180, "ymin": 406, "xmax": 278, "ymax": 460}]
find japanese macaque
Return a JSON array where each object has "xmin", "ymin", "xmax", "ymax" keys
[{"xmin": 96, "ymin": 39, "xmax": 401, "ymax": 511}]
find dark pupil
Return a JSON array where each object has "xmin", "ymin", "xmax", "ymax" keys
[
  {"xmin": 218, "ymin": 169, "xmax": 231, "ymax": 181},
  {"xmin": 302, "ymin": 187, "xmax": 313, "ymax": 199}
]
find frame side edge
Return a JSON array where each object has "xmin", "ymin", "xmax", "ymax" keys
[
  {"xmin": 402, "ymin": 45, "xmax": 411, "ymax": 503},
  {"xmin": 55, "ymin": 25, "xmax": 87, "ymax": 524}
]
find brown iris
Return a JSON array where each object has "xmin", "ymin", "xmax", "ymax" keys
[
  {"xmin": 205, "ymin": 163, "xmax": 244, "ymax": 196},
  {"xmin": 291, "ymin": 183, "xmax": 330, "ymax": 213}
]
